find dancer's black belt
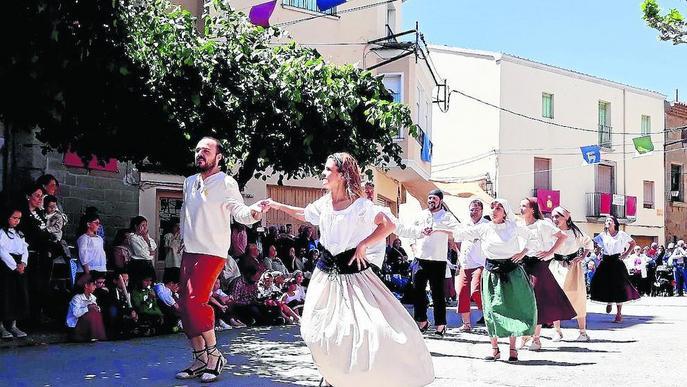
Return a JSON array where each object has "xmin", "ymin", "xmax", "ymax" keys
[
  {"xmin": 484, "ymin": 258, "xmax": 519, "ymax": 283},
  {"xmin": 521, "ymin": 255, "xmax": 540, "ymax": 265},
  {"xmin": 316, "ymin": 244, "xmax": 369, "ymax": 275},
  {"xmin": 554, "ymin": 252, "xmax": 578, "ymax": 263},
  {"xmin": 602, "ymin": 254, "xmax": 621, "ymax": 261}
]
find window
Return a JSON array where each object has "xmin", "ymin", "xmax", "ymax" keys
[
  {"xmin": 596, "ymin": 164, "xmax": 615, "ymax": 194},
  {"xmin": 542, "ymin": 93, "xmax": 554, "ymax": 119},
  {"xmin": 671, "ymin": 164, "xmax": 683, "ymax": 202},
  {"xmin": 643, "ymin": 180, "xmax": 655, "ymax": 209},
  {"xmin": 382, "ymin": 74, "xmax": 403, "ymax": 138},
  {"xmin": 282, "ymin": 0, "xmax": 337, "ymax": 15},
  {"xmin": 533, "ymin": 158, "xmax": 552, "ymax": 190},
  {"xmin": 641, "ymin": 115, "xmax": 651, "ymax": 135},
  {"xmin": 386, "ymin": 4, "xmax": 396, "ymax": 31},
  {"xmin": 598, "ymin": 101, "xmax": 611, "ymax": 148}
]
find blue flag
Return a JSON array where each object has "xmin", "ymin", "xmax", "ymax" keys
[
  {"xmin": 317, "ymin": 0, "xmax": 346, "ymax": 12},
  {"xmin": 580, "ymin": 145, "xmax": 601, "ymax": 164}
]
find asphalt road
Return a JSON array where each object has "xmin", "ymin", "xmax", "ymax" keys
[{"xmin": 1, "ymin": 296, "xmax": 684, "ymax": 386}]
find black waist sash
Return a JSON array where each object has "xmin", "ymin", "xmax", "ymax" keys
[
  {"xmin": 484, "ymin": 258, "xmax": 519, "ymax": 283},
  {"xmin": 554, "ymin": 252, "xmax": 578, "ymax": 263},
  {"xmin": 602, "ymin": 254, "xmax": 621, "ymax": 261},
  {"xmin": 316, "ymin": 244, "xmax": 368, "ymax": 275}
]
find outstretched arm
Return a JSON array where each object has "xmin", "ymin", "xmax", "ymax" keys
[{"xmin": 263, "ymin": 199, "xmax": 306, "ymax": 222}]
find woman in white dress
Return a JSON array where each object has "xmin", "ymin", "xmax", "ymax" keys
[
  {"xmin": 263, "ymin": 152, "xmax": 434, "ymax": 387},
  {"xmin": 590, "ymin": 215, "xmax": 639, "ymax": 323},
  {"xmin": 453, "ymin": 199, "xmax": 537, "ymax": 362},
  {"xmin": 549, "ymin": 207, "xmax": 594, "ymax": 342}
]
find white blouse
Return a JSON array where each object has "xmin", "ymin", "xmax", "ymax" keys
[
  {"xmin": 66, "ymin": 293, "xmax": 98, "ymax": 328},
  {"xmin": 129, "ymin": 233, "xmax": 158, "ymax": 261},
  {"xmin": 0, "ymin": 229, "xmax": 29, "ymax": 270},
  {"xmin": 304, "ymin": 194, "xmax": 395, "ymax": 268},
  {"xmin": 397, "ymin": 208, "xmax": 460, "ymax": 262},
  {"xmin": 77, "ymin": 234, "xmax": 107, "ymax": 272},
  {"xmin": 594, "ymin": 231, "xmax": 633, "ymax": 256},
  {"xmin": 524, "ymin": 219, "xmax": 560, "ymax": 257},
  {"xmin": 453, "ymin": 221, "xmax": 533, "ymax": 261},
  {"xmin": 458, "ymin": 217, "xmax": 489, "ymax": 269},
  {"xmin": 554, "ymin": 229, "xmax": 593, "ymax": 256}
]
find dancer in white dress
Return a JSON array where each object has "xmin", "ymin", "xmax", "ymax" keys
[{"xmin": 263, "ymin": 152, "xmax": 434, "ymax": 387}]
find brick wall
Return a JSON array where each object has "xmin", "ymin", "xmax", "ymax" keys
[{"xmin": 665, "ymin": 102, "xmax": 687, "ymax": 243}]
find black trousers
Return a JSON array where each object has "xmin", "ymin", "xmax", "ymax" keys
[{"xmin": 412, "ymin": 259, "xmax": 447, "ymax": 326}]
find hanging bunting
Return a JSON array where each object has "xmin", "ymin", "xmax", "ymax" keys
[
  {"xmin": 317, "ymin": 0, "xmax": 347, "ymax": 12},
  {"xmin": 632, "ymin": 135, "xmax": 654, "ymax": 155},
  {"xmin": 580, "ymin": 145, "xmax": 601, "ymax": 165},
  {"xmin": 249, "ymin": 0, "xmax": 277, "ymax": 27}
]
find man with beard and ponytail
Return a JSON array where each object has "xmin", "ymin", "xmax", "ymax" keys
[
  {"xmin": 397, "ymin": 189, "xmax": 459, "ymax": 336},
  {"xmin": 175, "ymin": 137, "xmax": 265, "ymax": 383}
]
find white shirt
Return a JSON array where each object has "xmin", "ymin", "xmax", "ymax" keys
[
  {"xmin": 524, "ymin": 219, "xmax": 560, "ymax": 258},
  {"xmin": 397, "ymin": 208, "xmax": 459, "ymax": 262},
  {"xmin": 76, "ymin": 234, "xmax": 108, "ymax": 272},
  {"xmin": 458, "ymin": 217, "xmax": 489, "ymax": 269},
  {"xmin": 453, "ymin": 221, "xmax": 533, "ymax": 261},
  {"xmin": 670, "ymin": 247, "xmax": 686, "ymax": 265},
  {"xmin": 554, "ymin": 229, "xmax": 593, "ymax": 256},
  {"xmin": 594, "ymin": 231, "xmax": 633, "ymax": 256},
  {"xmin": 303, "ymin": 195, "xmax": 395, "ymax": 268},
  {"xmin": 181, "ymin": 172, "xmax": 259, "ymax": 259},
  {"xmin": 0, "ymin": 229, "xmax": 29, "ymax": 271},
  {"xmin": 129, "ymin": 234, "xmax": 158, "ymax": 261},
  {"xmin": 164, "ymin": 232, "xmax": 182, "ymax": 268},
  {"xmin": 66, "ymin": 293, "xmax": 98, "ymax": 328},
  {"xmin": 222, "ymin": 256, "xmax": 241, "ymax": 283}
]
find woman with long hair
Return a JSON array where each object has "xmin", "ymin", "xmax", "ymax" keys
[
  {"xmin": 262, "ymin": 152, "xmax": 434, "ymax": 387},
  {"xmin": 0, "ymin": 207, "xmax": 30, "ymax": 339},
  {"xmin": 453, "ymin": 198, "xmax": 537, "ymax": 362},
  {"xmin": 518, "ymin": 198, "xmax": 576, "ymax": 351},
  {"xmin": 590, "ymin": 215, "xmax": 639, "ymax": 322},
  {"xmin": 549, "ymin": 207, "xmax": 594, "ymax": 341}
]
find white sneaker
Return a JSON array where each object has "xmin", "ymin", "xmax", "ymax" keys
[
  {"xmin": 217, "ymin": 319, "xmax": 232, "ymax": 331},
  {"xmin": 576, "ymin": 332, "xmax": 590, "ymax": 342},
  {"xmin": 551, "ymin": 331, "xmax": 563, "ymax": 342},
  {"xmin": 9, "ymin": 326, "xmax": 27, "ymax": 338},
  {"xmin": 528, "ymin": 340, "xmax": 542, "ymax": 351}
]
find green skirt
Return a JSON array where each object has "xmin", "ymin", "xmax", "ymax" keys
[{"xmin": 481, "ymin": 265, "xmax": 537, "ymax": 338}]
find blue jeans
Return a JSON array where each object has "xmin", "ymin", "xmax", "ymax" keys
[{"xmin": 674, "ymin": 265, "xmax": 686, "ymax": 295}]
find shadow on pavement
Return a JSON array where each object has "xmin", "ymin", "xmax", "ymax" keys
[{"xmin": 509, "ymin": 359, "xmax": 596, "ymax": 367}]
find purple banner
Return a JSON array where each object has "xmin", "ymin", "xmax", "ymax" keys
[{"xmin": 249, "ymin": 0, "xmax": 277, "ymax": 27}]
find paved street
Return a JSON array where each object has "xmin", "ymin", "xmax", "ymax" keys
[{"xmin": 1, "ymin": 297, "xmax": 685, "ymax": 386}]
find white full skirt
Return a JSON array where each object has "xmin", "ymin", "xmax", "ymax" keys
[{"xmin": 301, "ymin": 268, "xmax": 435, "ymax": 387}]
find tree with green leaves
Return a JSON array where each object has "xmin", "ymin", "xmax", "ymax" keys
[
  {"xmin": 1, "ymin": 0, "xmax": 414, "ymax": 189},
  {"xmin": 642, "ymin": 0, "xmax": 687, "ymax": 44}
]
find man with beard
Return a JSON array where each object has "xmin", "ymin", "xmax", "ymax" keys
[
  {"xmin": 397, "ymin": 189, "xmax": 459, "ymax": 336},
  {"xmin": 175, "ymin": 137, "xmax": 264, "ymax": 383}
]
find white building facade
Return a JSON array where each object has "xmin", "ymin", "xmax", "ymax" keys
[{"xmin": 430, "ymin": 46, "xmax": 665, "ymax": 245}]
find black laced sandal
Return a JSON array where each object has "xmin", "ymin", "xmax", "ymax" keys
[
  {"xmin": 200, "ymin": 345, "xmax": 227, "ymax": 383},
  {"xmin": 175, "ymin": 348, "xmax": 207, "ymax": 379},
  {"xmin": 484, "ymin": 347, "xmax": 501, "ymax": 361}
]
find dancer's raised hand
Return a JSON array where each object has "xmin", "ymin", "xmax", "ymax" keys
[{"xmin": 349, "ymin": 242, "xmax": 370, "ymax": 271}]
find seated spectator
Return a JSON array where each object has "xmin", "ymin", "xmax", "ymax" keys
[
  {"xmin": 289, "ymin": 247, "xmax": 304, "ymax": 272},
  {"xmin": 131, "ymin": 273, "xmax": 164, "ymax": 336},
  {"xmin": 230, "ymin": 223, "xmax": 248, "ymax": 259},
  {"xmin": 258, "ymin": 272, "xmax": 299, "ymax": 324},
  {"xmin": 0, "ymin": 208, "xmax": 30, "ymax": 339},
  {"xmin": 104, "ymin": 271, "xmax": 138, "ymax": 339},
  {"xmin": 209, "ymin": 279, "xmax": 246, "ymax": 330},
  {"xmin": 220, "ymin": 254, "xmax": 241, "ymax": 292},
  {"xmin": 153, "ymin": 271, "xmax": 182, "ymax": 333},
  {"xmin": 303, "ymin": 249, "xmax": 319, "ymax": 277},
  {"xmin": 281, "ymin": 279, "xmax": 305, "ymax": 316},
  {"xmin": 228, "ymin": 266, "xmax": 283, "ymax": 326},
  {"xmin": 76, "ymin": 213, "xmax": 108, "ymax": 276},
  {"xmin": 238, "ymin": 243, "xmax": 265, "ymax": 273},
  {"xmin": 386, "ymin": 238, "xmax": 410, "ymax": 275},
  {"xmin": 273, "ymin": 271, "xmax": 287, "ymax": 292},
  {"xmin": 128, "ymin": 216, "xmax": 157, "ymax": 284},
  {"xmin": 111, "ymin": 229, "xmax": 132, "ymax": 271},
  {"xmin": 66, "ymin": 274, "xmax": 107, "ymax": 342},
  {"xmin": 43, "ymin": 195, "xmax": 70, "ymax": 258},
  {"xmin": 92, "ymin": 272, "xmax": 109, "ymax": 301},
  {"xmin": 293, "ymin": 270, "xmax": 307, "ymax": 297},
  {"xmin": 263, "ymin": 245, "xmax": 289, "ymax": 275}
]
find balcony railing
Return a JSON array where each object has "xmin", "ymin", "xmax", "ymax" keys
[
  {"xmin": 598, "ymin": 124, "xmax": 612, "ymax": 148},
  {"xmin": 282, "ymin": 0, "xmax": 337, "ymax": 15},
  {"xmin": 586, "ymin": 192, "xmax": 630, "ymax": 219}
]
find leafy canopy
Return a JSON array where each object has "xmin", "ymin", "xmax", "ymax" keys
[
  {"xmin": 642, "ymin": 0, "xmax": 687, "ymax": 44},
  {"xmin": 1, "ymin": 0, "xmax": 415, "ymax": 188}
]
